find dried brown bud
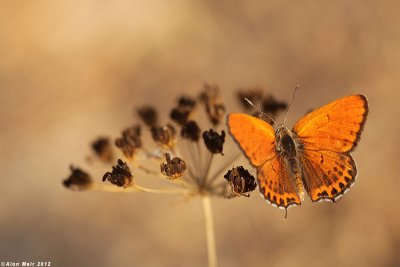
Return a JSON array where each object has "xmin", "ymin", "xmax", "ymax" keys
[
  {"xmin": 102, "ymin": 159, "xmax": 133, "ymax": 188},
  {"xmin": 224, "ymin": 166, "xmax": 256, "ymax": 197},
  {"xmin": 178, "ymin": 96, "xmax": 196, "ymax": 109},
  {"xmin": 170, "ymin": 107, "xmax": 192, "ymax": 125},
  {"xmin": 91, "ymin": 137, "xmax": 113, "ymax": 163},
  {"xmin": 151, "ymin": 124, "xmax": 176, "ymax": 148},
  {"xmin": 170, "ymin": 96, "xmax": 196, "ymax": 125},
  {"xmin": 115, "ymin": 125, "xmax": 142, "ymax": 158},
  {"xmin": 181, "ymin": 120, "xmax": 201, "ymax": 142},
  {"xmin": 202, "ymin": 129, "xmax": 225, "ymax": 155},
  {"xmin": 63, "ymin": 166, "xmax": 92, "ymax": 191},
  {"xmin": 206, "ymin": 102, "xmax": 226, "ymax": 125},
  {"xmin": 199, "ymin": 84, "xmax": 225, "ymax": 125},
  {"xmin": 261, "ymin": 94, "xmax": 287, "ymax": 117},
  {"xmin": 160, "ymin": 153, "xmax": 186, "ymax": 179},
  {"xmin": 137, "ymin": 106, "xmax": 158, "ymax": 127},
  {"xmin": 199, "ymin": 83, "xmax": 219, "ymax": 103},
  {"xmin": 237, "ymin": 88, "xmax": 264, "ymax": 110}
]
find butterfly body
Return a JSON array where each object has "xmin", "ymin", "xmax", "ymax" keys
[
  {"xmin": 274, "ymin": 126, "xmax": 305, "ymax": 201},
  {"xmin": 228, "ymin": 94, "xmax": 368, "ymax": 210}
]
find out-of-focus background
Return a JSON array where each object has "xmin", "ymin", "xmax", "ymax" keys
[{"xmin": 1, "ymin": 1, "xmax": 399, "ymax": 266}]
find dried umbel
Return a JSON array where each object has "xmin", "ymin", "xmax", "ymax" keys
[
  {"xmin": 224, "ymin": 166, "xmax": 257, "ymax": 197},
  {"xmin": 63, "ymin": 85, "xmax": 285, "ymax": 196},
  {"xmin": 160, "ymin": 153, "xmax": 187, "ymax": 179},
  {"xmin": 62, "ymin": 85, "xmax": 289, "ymax": 267}
]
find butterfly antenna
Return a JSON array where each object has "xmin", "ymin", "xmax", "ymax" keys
[
  {"xmin": 244, "ymin": 98, "xmax": 276, "ymax": 124},
  {"xmin": 283, "ymin": 85, "xmax": 300, "ymax": 126}
]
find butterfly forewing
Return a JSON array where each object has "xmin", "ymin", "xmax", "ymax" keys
[
  {"xmin": 293, "ymin": 95, "xmax": 368, "ymax": 153},
  {"xmin": 228, "ymin": 113, "xmax": 276, "ymax": 167}
]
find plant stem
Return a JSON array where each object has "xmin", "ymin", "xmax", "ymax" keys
[{"xmin": 202, "ymin": 196, "xmax": 217, "ymax": 267}]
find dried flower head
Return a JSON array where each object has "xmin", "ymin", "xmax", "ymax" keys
[
  {"xmin": 137, "ymin": 106, "xmax": 158, "ymax": 127},
  {"xmin": 261, "ymin": 94, "xmax": 288, "ymax": 117},
  {"xmin": 151, "ymin": 124, "xmax": 176, "ymax": 148},
  {"xmin": 91, "ymin": 137, "xmax": 114, "ymax": 163},
  {"xmin": 102, "ymin": 159, "xmax": 133, "ymax": 188},
  {"xmin": 63, "ymin": 166, "xmax": 92, "ymax": 191},
  {"xmin": 199, "ymin": 84, "xmax": 226, "ymax": 125},
  {"xmin": 160, "ymin": 153, "xmax": 187, "ymax": 179},
  {"xmin": 181, "ymin": 120, "xmax": 201, "ymax": 142},
  {"xmin": 237, "ymin": 88, "xmax": 264, "ymax": 110},
  {"xmin": 170, "ymin": 96, "xmax": 197, "ymax": 125},
  {"xmin": 115, "ymin": 125, "xmax": 142, "ymax": 158},
  {"xmin": 224, "ymin": 166, "xmax": 257, "ymax": 197},
  {"xmin": 203, "ymin": 129, "xmax": 225, "ymax": 155}
]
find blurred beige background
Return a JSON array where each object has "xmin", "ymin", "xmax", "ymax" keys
[{"xmin": 1, "ymin": 1, "xmax": 399, "ymax": 266}]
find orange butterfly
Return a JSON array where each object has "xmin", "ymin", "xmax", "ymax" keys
[{"xmin": 228, "ymin": 94, "xmax": 368, "ymax": 212}]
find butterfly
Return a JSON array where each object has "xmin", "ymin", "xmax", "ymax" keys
[{"xmin": 228, "ymin": 94, "xmax": 368, "ymax": 212}]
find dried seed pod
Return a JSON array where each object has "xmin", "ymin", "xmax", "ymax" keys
[
  {"xmin": 170, "ymin": 96, "xmax": 197, "ymax": 125},
  {"xmin": 199, "ymin": 84, "xmax": 226, "ymax": 125},
  {"xmin": 91, "ymin": 137, "xmax": 114, "ymax": 163},
  {"xmin": 261, "ymin": 94, "xmax": 287, "ymax": 117},
  {"xmin": 199, "ymin": 83, "xmax": 219, "ymax": 104},
  {"xmin": 202, "ymin": 129, "xmax": 225, "ymax": 155},
  {"xmin": 224, "ymin": 166, "xmax": 257, "ymax": 197},
  {"xmin": 205, "ymin": 102, "xmax": 226, "ymax": 125},
  {"xmin": 102, "ymin": 159, "xmax": 133, "ymax": 188},
  {"xmin": 63, "ymin": 166, "xmax": 92, "ymax": 191},
  {"xmin": 178, "ymin": 96, "xmax": 196, "ymax": 109},
  {"xmin": 137, "ymin": 106, "xmax": 158, "ymax": 127},
  {"xmin": 151, "ymin": 124, "xmax": 176, "ymax": 148},
  {"xmin": 237, "ymin": 88, "xmax": 264, "ymax": 110},
  {"xmin": 181, "ymin": 120, "xmax": 201, "ymax": 142},
  {"xmin": 160, "ymin": 153, "xmax": 186, "ymax": 179},
  {"xmin": 115, "ymin": 125, "xmax": 142, "ymax": 158},
  {"xmin": 170, "ymin": 107, "xmax": 192, "ymax": 125}
]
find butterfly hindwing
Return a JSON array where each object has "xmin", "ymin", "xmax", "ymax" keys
[
  {"xmin": 258, "ymin": 155, "xmax": 301, "ymax": 208},
  {"xmin": 227, "ymin": 113, "xmax": 275, "ymax": 167},
  {"xmin": 299, "ymin": 150, "xmax": 357, "ymax": 202}
]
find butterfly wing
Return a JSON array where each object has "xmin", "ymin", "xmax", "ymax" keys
[
  {"xmin": 293, "ymin": 95, "xmax": 368, "ymax": 202},
  {"xmin": 228, "ymin": 113, "xmax": 276, "ymax": 167},
  {"xmin": 258, "ymin": 155, "xmax": 302, "ymax": 208},
  {"xmin": 228, "ymin": 113, "xmax": 301, "ymax": 208}
]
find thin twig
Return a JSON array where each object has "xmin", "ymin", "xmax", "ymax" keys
[{"xmin": 202, "ymin": 196, "xmax": 218, "ymax": 267}]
